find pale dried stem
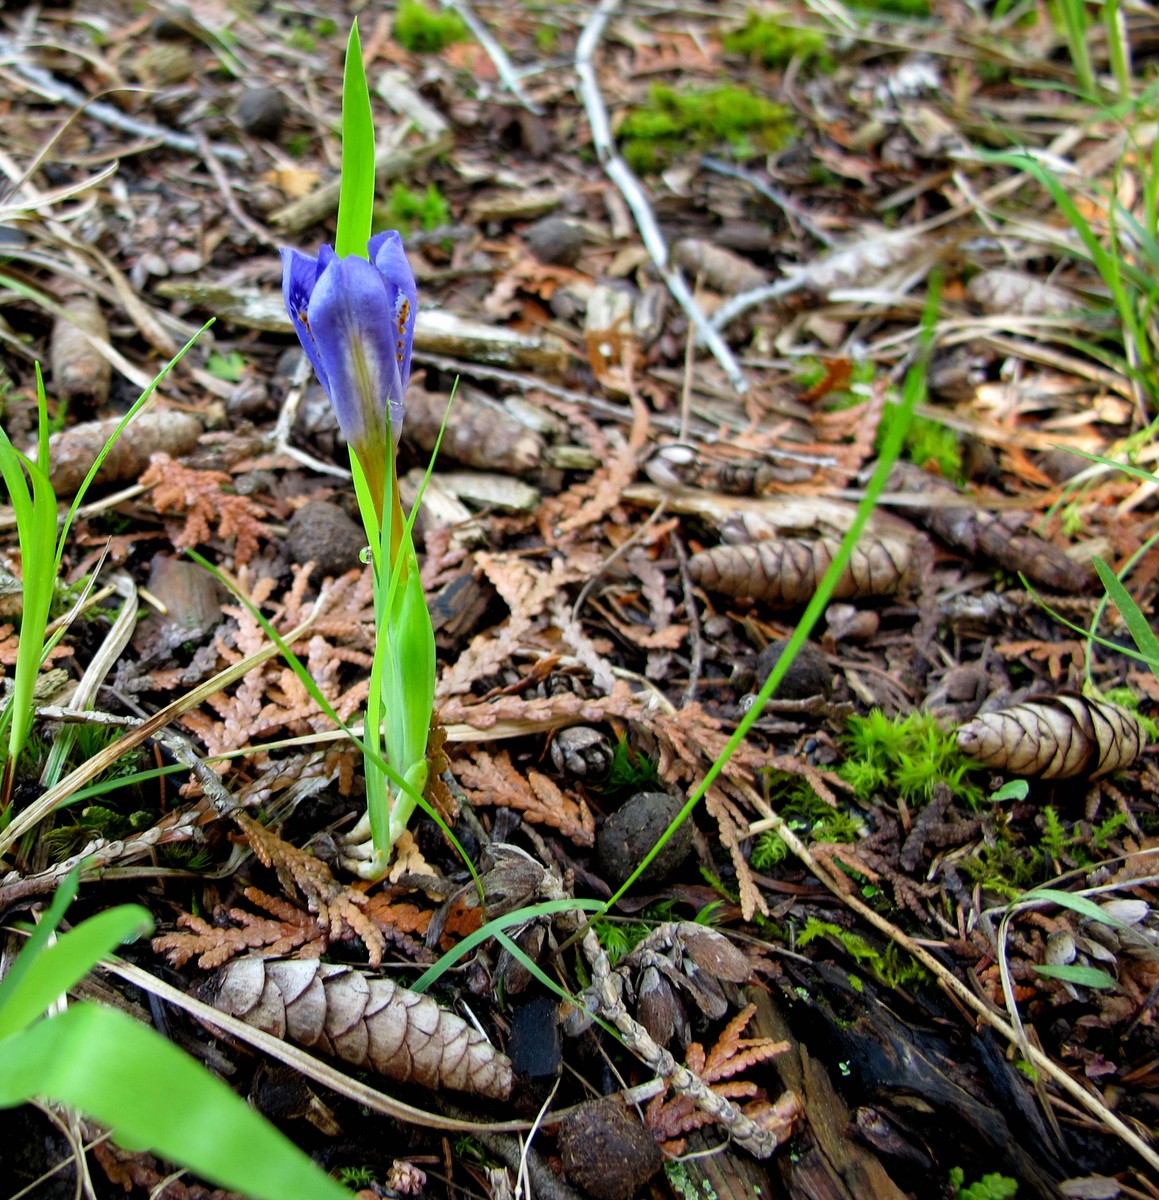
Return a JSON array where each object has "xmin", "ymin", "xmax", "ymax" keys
[
  {"xmin": 436, "ymin": 0, "xmax": 543, "ymax": 113},
  {"xmin": 0, "ymin": 33, "xmax": 245, "ymax": 162}
]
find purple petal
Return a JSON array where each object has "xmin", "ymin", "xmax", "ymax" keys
[
  {"xmin": 306, "ymin": 253, "xmax": 405, "ymax": 457},
  {"xmin": 368, "ymin": 230, "xmax": 417, "ymax": 394},
  {"xmin": 281, "ymin": 246, "xmax": 331, "ymax": 388}
]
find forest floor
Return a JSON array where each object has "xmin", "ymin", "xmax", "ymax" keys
[{"xmin": 1, "ymin": 0, "xmax": 1158, "ymax": 1198}]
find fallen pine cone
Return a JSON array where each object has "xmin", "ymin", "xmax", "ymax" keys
[
  {"xmin": 689, "ymin": 537, "xmax": 912, "ymax": 605},
  {"xmin": 956, "ymin": 694, "xmax": 1147, "ymax": 779},
  {"xmin": 213, "ymin": 958, "xmax": 513, "ymax": 1100}
]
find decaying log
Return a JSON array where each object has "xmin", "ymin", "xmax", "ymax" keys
[
  {"xmin": 154, "ymin": 283, "xmax": 570, "ymax": 373},
  {"xmin": 689, "ymin": 537, "xmax": 912, "ymax": 605},
  {"xmin": 213, "ymin": 958, "xmax": 512, "ymax": 1100},
  {"xmin": 888, "ymin": 462, "xmax": 1090, "ymax": 593},
  {"xmin": 956, "ymin": 694, "xmax": 1146, "ymax": 779},
  {"xmin": 742, "ymin": 987, "xmax": 910, "ymax": 1200}
]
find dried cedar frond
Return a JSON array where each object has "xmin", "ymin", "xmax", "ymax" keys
[
  {"xmin": 141, "ymin": 454, "xmax": 270, "ymax": 565},
  {"xmin": 957, "ymin": 695, "xmax": 1147, "ymax": 779},
  {"xmin": 645, "ymin": 1003, "xmax": 794, "ymax": 1149},
  {"xmin": 213, "ymin": 957, "xmax": 513, "ymax": 1100},
  {"xmin": 689, "ymin": 537, "xmax": 911, "ymax": 604}
]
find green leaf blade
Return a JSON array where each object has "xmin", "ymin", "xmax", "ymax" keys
[
  {"xmin": 335, "ymin": 21, "xmax": 375, "ymax": 260},
  {"xmin": 1032, "ymin": 963, "xmax": 1117, "ymax": 989},
  {"xmin": 0, "ymin": 905, "xmax": 152, "ymax": 1040},
  {"xmin": 0, "ymin": 1003, "xmax": 351, "ymax": 1200},
  {"xmin": 1092, "ymin": 556, "xmax": 1159, "ymax": 683}
]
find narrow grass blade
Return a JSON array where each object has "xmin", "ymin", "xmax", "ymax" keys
[
  {"xmin": 335, "ymin": 21, "xmax": 375, "ymax": 260},
  {"xmin": 1032, "ymin": 963, "xmax": 1116, "ymax": 988},
  {"xmin": 1092, "ymin": 556, "xmax": 1159, "ymax": 682},
  {"xmin": 599, "ymin": 278, "xmax": 943, "ymax": 913},
  {"xmin": 412, "ymin": 899, "xmax": 604, "ymax": 993},
  {"xmin": 0, "ymin": 869, "xmax": 78, "ymax": 1019}
]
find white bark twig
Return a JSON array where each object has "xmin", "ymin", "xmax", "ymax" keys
[
  {"xmin": 574, "ymin": 0, "xmax": 748, "ymax": 394},
  {"xmin": 438, "ymin": 0, "xmax": 544, "ymax": 114},
  {"xmin": 0, "ymin": 34, "xmax": 245, "ymax": 163}
]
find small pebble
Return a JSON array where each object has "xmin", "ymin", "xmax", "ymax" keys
[
  {"xmin": 236, "ymin": 87, "xmax": 288, "ymax": 139},
  {"xmin": 754, "ymin": 638, "xmax": 833, "ymax": 700},
  {"xmin": 527, "ymin": 217, "xmax": 584, "ymax": 266},
  {"xmin": 597, "ymin": 791, "xmax": 692, "ymax": 888},
  {"xmin": 559, "ymin": 1097, "xmax": 663, "ymax": 1200},
  {"xmin": 285, "ymin": 501, "xmax": 366, "ymax": 579}
]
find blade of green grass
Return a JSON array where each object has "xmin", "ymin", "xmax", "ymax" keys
[
  {"xmin": 412, "ymin": 899, "xmax": 604, "ymax": 993},
  {"xmin": 1092, "ymin": 556, "xmax": 1159, "ymax": 682},
  {"xmin": 1032, "ymin": 963, "xmax": 1116, "ymax": 988},
  {"xmin": 335, "ymin": 21, "xmax": 375, "ymax": 259}
]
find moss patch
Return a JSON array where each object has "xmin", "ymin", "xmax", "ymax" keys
[
  {"xmin": 619, "ymin": 83, "xmax": 793, "ymax": 174},
  {"xmin": 393, "ymin": 0, "xmax": 468, "ymax": 54},
  {"xmin": 376, "ymin": 183, "xmax": 450, "ymax": 235},
  {"xmin": 851, "ymin": 0, "xmax": 931, "ymax": 16},
  {"xmin": 840, "ymin": 709, "xmax": 984, "ymax": 808},
  {"xmin": 724, "ymin": 12, "xmax": 832, "ymax": 71}
]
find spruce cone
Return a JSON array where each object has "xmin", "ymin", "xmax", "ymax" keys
[
  {"xmin": 689, "ymin": 537, "xmax": 911, "ymax": 605},
  {"xmin": 956, "ymin": 695, "xmax": 1146, "ymax": 779},
  {"xmin": 213, "ymin": 958, "xmax": 512, "ymax": 1099}
]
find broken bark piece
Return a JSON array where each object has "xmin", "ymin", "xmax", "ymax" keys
[
  {"xmin": 888, "ymin": 461, "xmax": 1091, "ymax": 592},
  {"xmin": 213, "ymin": 958, "xmax": 513, "ymax": 1100},
  {"xmin": 46, "ymin": 411, "xmax": 203, "ymax": 495},
  {"xmin": 690, "ymin": 537, "xmax": 912, "ymax": 605},
  {"xmin": 956, "ymin": 694, "xmax": 1146, "ymax": 779}
]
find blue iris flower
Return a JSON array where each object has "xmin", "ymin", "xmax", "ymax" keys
[{"xmin": 281, "ymin": 231, "xmax": 417, "ymax": 511}]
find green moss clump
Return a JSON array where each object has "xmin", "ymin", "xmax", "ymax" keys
[
  {"xmin": 797, "ymin": 917, "xmax": 929, "ymax": 988},
  {"xmin": 724, "ymin": 13, "xmax": 832, "ymax": 71},
  {"xmin": 949, "ymin": 1167, "xmax": 1019, "ymax": 1200},
  {"xmin": 377, "ymin": 183, "xmax": 450, "ymax": 235},
  {"xmin": 393, "ymin": 0, "xmax": 468, "ymax": 54},
  {"xmin": 886, "ymin": 405, "xmax": 963, "ymax": 481},
  {"xmin": 840, "ymin": 709, "xmax": 984, "ymax": 807},
  {"xmin": 761, "ymin": 771, "xmax": 866, "ymax": 844},
  {"xmin": 603, "ymin": 733, "xmax": 660, "ymax": 795},
  {"xmin": 619, "ymin": 83, "xmax": 793, "ymax": 174}
]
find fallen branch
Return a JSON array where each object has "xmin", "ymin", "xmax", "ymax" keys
[{"xmin": 573, "ymin": 0, "xmax": 748, "ymax": 395}]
